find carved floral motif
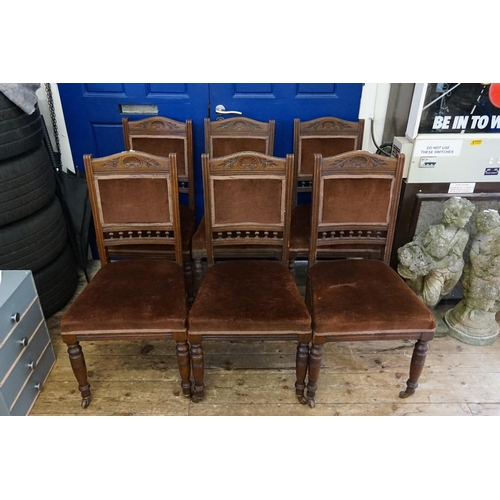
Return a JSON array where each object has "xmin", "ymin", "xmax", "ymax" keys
[
  {"xmin": 102, "ymin": 155, "xmax": 162, "ymax": 169},
  {"xmin": 219, "ymin": 155, "xmax": 278, "ymax": 170},
  {"xmin": 216, "ymin": 120, "xmax": 262, "ymax": 131},
  {"xmin": 328, "ymin": 154, "xmax": 388, "ymax": 170},
  {"xmin": 134, "ymin": 120, "xmax": 181, "ymax": 131},
  {"xmin": 305, "ymin": 120, "xmax": 353, "ymax": 132}
]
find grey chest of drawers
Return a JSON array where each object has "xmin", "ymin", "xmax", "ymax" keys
[{"xmin": 1, "ymin": 270, "xmax": 56, "ymax": 416}]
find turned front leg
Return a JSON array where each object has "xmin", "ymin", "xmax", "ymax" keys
[
  {"xmin": 306, "ymin": 342, "xmax": 324, "ymax": 408},
  {"xmin": 66, "ymin": 341, "xmax": 92, "ymax": 408},
  {"xmin": 295, "ymin": 342, "xmax": 309, "ymax": 404},
  {"xmin": 190, "ymin": 342, "xmax": 205, "ymax": 402},
  {"xmin": 176, "ymin": 340, "xmax": 191, "ymax": 396},
  {"xmin": 399, "ymin": 340, "xmax": 430, "ymax": 399}
]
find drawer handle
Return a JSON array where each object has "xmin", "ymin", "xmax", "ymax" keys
[
  {"xmin": 19, "ymin": 337, "xmax": 29, "ymax": 348},
  {"xmin": 11, "ymin": 312, "xmax": 21, "ymax": 323},
  {"xmin": 28, "ymin": 361, "xmax": 37, "ymax": 370}
]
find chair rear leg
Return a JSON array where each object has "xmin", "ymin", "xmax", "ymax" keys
[
  {"xmin": 306, "ymin": 342, "xmax": 324, "ymax": 408},
  {"xmin": 176, "ymin": 340, "xmax": 192, "ymax": 396},
  {"xmin": 193, "ymin": 257, "xmax": 203, "ymax": 294},
  {"xmin": 183, "ymin": 260, "xmax": 195, "ymax": 306},
  {"xmin": 66, "ymin": 341, "xmax": 92, "ymax": 408},
  {"xmin": 399, "ymin": 339, "xmax": 430, "ymax": 398},
  {"xmin": 190, "ymin": 342, "xmax": 205, "ymax": 402},
  {"xmin": 295, "ymin": 342, "xmax": 309, "ymax": 404}
]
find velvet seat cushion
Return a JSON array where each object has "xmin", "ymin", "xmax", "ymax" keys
[
  {"xmin": 61, "ymin": 260, "xmax": 187, "ymax": 335},
  {"xmin": 188, "ymin": 260, "xmax": 312, "ymax": 334},
  {"xmin": 107, "ymin": 205, "xmax": 195, "ymax": 259},
  {"xmin": 309, "ymin": 259, "xmax": 436, "ymax": 336}
]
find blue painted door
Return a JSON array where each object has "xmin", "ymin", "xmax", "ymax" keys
[
  {"xmin": 209, "ymin": 83, "xmax": 363, "ymax": 157},
  {"xmin": 58, "ymin": 83, "xmax": 363, "ymax": 219}
]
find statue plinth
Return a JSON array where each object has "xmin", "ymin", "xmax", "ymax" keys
[{"xmin": 445, "ymin": 300, "xmax": 499, "ymax": 345}]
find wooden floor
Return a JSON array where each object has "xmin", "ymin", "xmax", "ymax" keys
[{"xmin": 30, "ymin": 261, "xmax": 500, "ymax": 416}]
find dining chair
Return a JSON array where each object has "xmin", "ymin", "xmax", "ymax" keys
[
  {"xmin": 191, "ymin": 117, "xmax": 276, "ymax": 291},
  {"xmin": 304, "ymin": 150, "xmax": 436, "ymax": 408},
  {"xmin": 122, "ymin": 116, "xmax": 196, "ymax": 299},
  {"xmin": 289, "ymin": 117, "xmax": 364, "ymax": 272},
  {"xmin": 188, "ymin": 151, "xmax": 312, "ymax": 403},
  {"xmin": 60, "ymin": 151, "xmax": 190, "ymax": 408}
]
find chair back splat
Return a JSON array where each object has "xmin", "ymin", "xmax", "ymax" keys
[
  {"xmin": 85, "ymin": 151, "xmax": 183, "ymax": 266},
  {"xmin": 202, "ymin": 151, "xmax": 293, "ymax": 267},
  {"xmin": 188, "ymin": 151, "xmax": 312, "ymax": 404},
  {"xmin": 304, "ymin": 150, "xmax": 436, "ymax": 409},
  {"xmin": 309, "ymin": 149, "xmax": 403, "ymax": 267},
  {"xmin": 61, "ymin": 151, "xmax": 190, "ymax": 409},
  {"xmin": 204, "ymin": 117, "xmax": 275, "ymax": 157}
]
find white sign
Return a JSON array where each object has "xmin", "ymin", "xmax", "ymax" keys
[
  {"xmin": 415, "ymin": 140, "xmax": 463, "ymax": 157},
  {"xmin": 448, "ymin": 182, "xmax": 476, "ymax": 194}
]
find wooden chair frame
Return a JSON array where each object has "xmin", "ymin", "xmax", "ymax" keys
[
  {"xmin": 60, "ymin": 151, "xmax": 190, "ymax": 408},
  {"xmin": 188, "ymin": 151, "xmax": 312, "ymax": 403},
  {"xmin": 304, "ymin": 150, "xmax": 436, "ymax": 408}
]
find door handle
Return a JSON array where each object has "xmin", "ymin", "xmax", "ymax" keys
[{"xmin": 215, "ymin": 104, "xmax": 242, "ymax": 116}]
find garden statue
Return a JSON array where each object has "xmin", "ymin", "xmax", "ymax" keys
[
  {"xmin": 397, "ymin": 196, "xmax": 475, "ymax": 336},
  {"xmin": 445, "ymin": 209, "xmax": 500, "ymax": 345}
]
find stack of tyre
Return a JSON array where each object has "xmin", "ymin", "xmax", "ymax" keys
[{"xmin": 0, "ymin": 91, "xmax": 78, "ymax": 318}]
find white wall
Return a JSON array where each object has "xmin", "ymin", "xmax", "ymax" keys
[
  {"xmin": 358, "ymin": 83, "xmax": 391, "ymax": 152},
  {"xmin": 36, "ymin": 84, "xmax": 75, "ymax": 172},
  {"xmin": 36, "ymin": 83, "xmax": 392, "ymax": 170}
]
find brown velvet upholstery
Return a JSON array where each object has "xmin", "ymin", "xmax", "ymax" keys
[
  {"xmin": 189, "ymin": 261, "xmax": 311, "ymax": 334},
  {"xmin": 308, "ymin": 260, "xmax": 435, "ymax": 335},
  {"xmin": 122, "ymin": 116, "xmax": 196, "ymax": 298},
  {"xmin": 188, "ymin": 151, "xmax": 312, "ymax": 404},
  {"xmin": 290, "ymin": 117, "xmax": 365, "ymax": 264},
  {"xmin": 62, "ymin": 260, "xmax": 187, "ymax": 334},
  {"xmin": 212, "ymin": 137, "xmax": 268, "ymax": 157},
  {"xmin": 304, "ymin": 150, "xmax": 436, "ymax": 408},
  {"xmin": 213, "ymin": 178, "xmax": 284, "ymax": 225},
  {"xmin": 192, "ymin": 118, "xmax": 277, "ymax": 290},
  {"xmin": 60, "ymin": 151, "xmax": 191, "ymax": 408},
  {"xmin": 99, "ymin": 177, "xmax": 171, "ymax": 223}
]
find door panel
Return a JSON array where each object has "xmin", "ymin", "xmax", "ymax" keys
[{"xmin": 58, "ymin": 83, "xmax": 209, "ymax": 170}]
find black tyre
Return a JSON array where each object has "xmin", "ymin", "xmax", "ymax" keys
[
  {"xmin": 0, "ymin": 91, "xmax": 26, "ymax": 121},
  {"xmin": 0, "ymin": 196, "xmax": 68, "ymax": 272},
  {"xmin": 33, "ymin": 243, "xmax": 79, "ymax": 318},
  {"xmin": 0, "ymin": 142, "xmax": 56, "ymax": 227},
  {"xmin": 0, "ymin": 103, "xmax": 44, "ymax": 162}
]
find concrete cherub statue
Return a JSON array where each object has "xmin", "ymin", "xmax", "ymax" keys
[
  {"xmin": 397, "ymin": 196, "xmax": 475, "ymax": 310},
  {"xmin": 445, "ymin": 209, "xmax": 500, "ymax": 345}
]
